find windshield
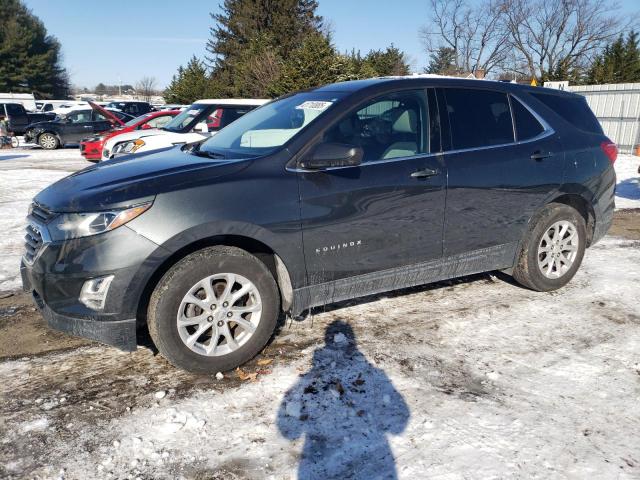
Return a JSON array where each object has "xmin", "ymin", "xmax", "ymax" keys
[
  {"xmin": 163, "ymin": 103, "xmax": 214, "ymax": 132},
  {"xmin": 125, "ymin": 113, "xmax": 151, "ymax": 127},
  {"xmin": 199, "ymin": 92, "xmax": 345, "ymax": 157}
]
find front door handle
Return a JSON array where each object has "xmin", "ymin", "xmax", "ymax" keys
[
  {"xmin": 531, "ymin": 151, "xmax": 553, "ymax": 161},
  {"xmin": 411, "ymin": 168, "xmax": 439, "ymax": 179}
]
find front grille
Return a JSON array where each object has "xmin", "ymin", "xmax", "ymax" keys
[
  {"xmin": 30, "ymin": 202, "xmax": 55, "ymax": 223},
  {"xmin": 24, "ymin": 202, "xmax": 55, "ymax": 264},
  {"xmin": 24, "ymin": 223, "xmax": 44, "ymax": 264}
]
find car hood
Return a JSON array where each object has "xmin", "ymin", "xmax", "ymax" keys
[
  {"xmin": 34, "ymin": 146, "xmax": 251, "ymax": 213},
  {"xmin": 88, "ymin": 101, "xmax": 125, "ymax": 126}
]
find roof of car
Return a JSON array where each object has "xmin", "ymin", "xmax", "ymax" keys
[
  {"xmin": 194, "ymin": 99, "xmax": 270, "ymax": 106},
  {"xmin": 313, "ymin": 75, "xmax": 583, "ymax": 98}
]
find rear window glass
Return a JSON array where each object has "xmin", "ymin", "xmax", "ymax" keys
[
  {"xmin": 511, "ymin": 97, "xmax": 545, "ymax": 141},
  {"xmin": 444, "ymin": 89, "xmax": 514, "ymax": 150},
  {"xmin": 531, "ymin": 93, "xmax": 602, "ymax": 134}
]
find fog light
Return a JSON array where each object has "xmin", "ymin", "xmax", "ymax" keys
[{"xmin": 79, "ymin": 275, "xmax": 114, "ymax": 310}]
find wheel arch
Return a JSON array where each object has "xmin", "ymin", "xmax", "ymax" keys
[
  {"xmin": 548, "ymin": 193, "xmax": 596, "ymax": 246},
  {"xmin": 135, "ymin": 234, "xmax": 295, "ymax": 326},
  {"xmin": 36, "ymin": 130, "xmax": 62, "ymax": 147}
]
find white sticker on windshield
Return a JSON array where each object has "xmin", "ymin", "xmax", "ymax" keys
[
  {"xmin": 295, "ymin": 101, "xmax": 333, "ymax": 111},
  {"xmin": 187, "ymin": 109, "xmax": 200, "ymax": 115}
]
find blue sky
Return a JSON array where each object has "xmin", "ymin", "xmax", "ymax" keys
[{"xmin": 22, "ymin": 0, "xmax": 640, "ymax": 89}]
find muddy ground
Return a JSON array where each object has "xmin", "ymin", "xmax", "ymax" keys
[{"xmin": 1, "ymin": 210, "xmax": 639, "ymax": 480}]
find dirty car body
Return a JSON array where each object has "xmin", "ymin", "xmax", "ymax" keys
[{"xmin": 21, "ymin": 77, "xmax": 616, "ymax": 367}]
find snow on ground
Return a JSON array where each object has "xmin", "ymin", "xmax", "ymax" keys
[
  {"xmin": 1, "ymin": 235, "xmax": 639, "ymax": 479},
  {"xmin": 0, "ymin": 147, "xmax": 88, "ymax": 292},
  {"xmin": 615, "ymin": 154, "xmax": 640, "ymax": 209},
  {"xmin": 0, "ymin": 149, "xmax": 638, "ymax": 293}
]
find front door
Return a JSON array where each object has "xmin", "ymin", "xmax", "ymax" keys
[
  {"xmin": 297, "ymin": 89, "xmax": 446, "ymax": 285},
  {"xmin": 64, "ymin": 110, "xmax": 94, "ymax": 143}
]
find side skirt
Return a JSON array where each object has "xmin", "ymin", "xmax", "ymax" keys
[{"xmin": 291, "ymin": 242, "xmax": 518, "ymax": 316}]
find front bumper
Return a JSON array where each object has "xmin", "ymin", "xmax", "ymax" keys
[{"xmin": 20, "ymin": 223, "xmax": 163, "ymax": 351}]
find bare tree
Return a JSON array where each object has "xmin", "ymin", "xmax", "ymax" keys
[
  {"xmin": 420, "ymin": 0, "xmax": 510, "ymax": 75},
  {"xmin": 136, "ymin": 76, "xmax": 157, "ymax": 103},
  {"xmin": 499, "ymin": 0, "xmax": 629, "ymax": 80}
]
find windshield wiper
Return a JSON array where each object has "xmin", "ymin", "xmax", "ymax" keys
[{"xmin": 191, "ymin": 149, "xmax": 226, "ymax": 159}]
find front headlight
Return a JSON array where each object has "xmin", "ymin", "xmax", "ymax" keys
[
  {"xmin": 49, "ymin": 203, "xmax": 152, "ymax": 240},
  {"xmin": 113, "ymin": 139, "xmax": 145, "ymax": 155}
]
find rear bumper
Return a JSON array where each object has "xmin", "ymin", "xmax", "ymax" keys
[
  {"xmin": 80, "ymin": 141, "xmax": 103, "ymax": 160},
  {"xmin": 591, "ymin": 166, "xmax": 616, "ymax": 245}
]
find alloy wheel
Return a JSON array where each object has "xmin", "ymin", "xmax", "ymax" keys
[
  {"xmin": 176, "ymin": 273, "xmax": 262, "ymax": 356},
  {"xmin": 39, "ymin": 134, "xmax": 57, "ymax": 149},
  {"xmin": 537, "ymin": 220, "xmax": 579, "ymax": 279}
]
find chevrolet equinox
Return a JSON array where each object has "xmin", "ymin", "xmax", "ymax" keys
[{"xmin": 21, "ymin": 78, "xmax": 616, "ymax": 373}]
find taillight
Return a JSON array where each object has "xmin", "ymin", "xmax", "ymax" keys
[{"xmin": 600, "ymin": 140, "xmax": 618, "ymax": 164}]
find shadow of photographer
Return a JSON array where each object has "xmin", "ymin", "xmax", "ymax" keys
[{"xmin": 277, "ymin": 320, "xmax": 410, "ymax": 479}]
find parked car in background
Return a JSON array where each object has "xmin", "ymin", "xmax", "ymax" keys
[
  {"xmin": 36, "ymin": 100, "xmax": 85, "ymax": 113},
  {"xmin": 101, "ymin": 99, "xmax": 267, "ymax": 159},
  {"xmin": 24, "ymin": 104, "xmax": 134, "ymax": 149},
  {"xmin": 80, "ymin": 110, "xmax": 178, "ymax": 161},
  {"xmin": 21, "ymin": 77, "xmax": 616, "ymax": 373},
  {"xmin": 105, "ymin": 101, "xmax": 153, "ymax": 116},
  {"xmin": 0, "ymin": 103, "xmax": 55, "ymax": 135}
]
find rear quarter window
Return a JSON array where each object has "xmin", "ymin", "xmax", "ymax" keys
[
  {"xmin": 511, "ymin": 97, "xmax": 545, "ymax": 141},
  {"xmin": 531, "ymin": 93, "xmax": 602, "ymax": 134}
]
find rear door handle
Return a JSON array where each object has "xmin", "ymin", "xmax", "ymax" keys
[
  {"xmin": 531, "ymin": 151, "xmax": 553, "ymax": 161},
  {"xmin": 411, "ymin": 168, "xmax": 439, "ymax": 179}
]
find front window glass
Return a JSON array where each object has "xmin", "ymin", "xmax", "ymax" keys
[
  {"xmin": 323, "ymin": 90, "xmax": 429, "ymax": 163},
  {"xmin": 199, "ymin": 92, "xmax": 345, "ymax": 157},
  {"xmin": 66, "ymin": 110, "xmax": 92, "ymax": 123}
]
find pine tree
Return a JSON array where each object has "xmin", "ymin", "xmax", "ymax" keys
[
  {"xmin": 206, "ymin": 0, "xmax": 322, "ymax": 69},
  {"xmin": 0, "ymin": 0, "xmax": 70, "ymax": 98},
  {"xmin": 425, "ymin": 47, "xmax": 458, "ymax": 75},
  {"xmin": 588, "ymin": 31, "xmax": 640, "ymax": 84},
  {"xmin": 164, "ymin": 56, "xmax": 210, "ymax": 104},
  {"xmin": 363, "ymin": 45, "xmax": 410, "ymax": 76}
]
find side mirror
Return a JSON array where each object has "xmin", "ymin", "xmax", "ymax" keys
[
  {"xmin": 195, "ymin": 122, "xmax": 209, "ymax": 133},
  {"xmin": 141, "ymin": 124, "xmax": 152, "ymax": 130},
  {"xmin": 299, "ymin": 142, "xmax": 363, "ymax": 170}
]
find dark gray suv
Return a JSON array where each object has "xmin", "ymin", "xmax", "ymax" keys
[{"xmin": 21, "ymin": 77, "xmax": 616, "ymax": 373}]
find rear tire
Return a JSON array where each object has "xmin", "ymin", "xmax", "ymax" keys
[
  {"xmin": 38, "ymin": 133, "xmax": 59, "ymax": 150},
  {"xmin": 148, "ymin": 246, "xmax": 280, "ymax": 374},
  {"xmin": 512, "ymin": 203, "xmax": 586, "ymax": 292}
]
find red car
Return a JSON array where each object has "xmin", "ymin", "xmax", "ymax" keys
[{"xmin": 80, "ymin": 109, "xmax": 178, "ymax": 161}]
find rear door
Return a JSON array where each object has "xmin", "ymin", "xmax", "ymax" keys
[
  {"xmin": 298, "ymin": 88, "xmax": 446, "ymax": 284},
  {"xmin": 440, "ymin": 87, "xmax": 562, "ymax": 257}
]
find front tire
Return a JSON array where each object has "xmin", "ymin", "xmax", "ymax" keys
[
  {"xmin": 148, "ymin": 246, "xmax": 280, "ymax": 373},
  {"xmin": 38, "ymin": 133, "xmax": 59, "ymax": 150},
  {"xmin": 513, "ymin": 203, "xmax": 586, "ymax": 291}
]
